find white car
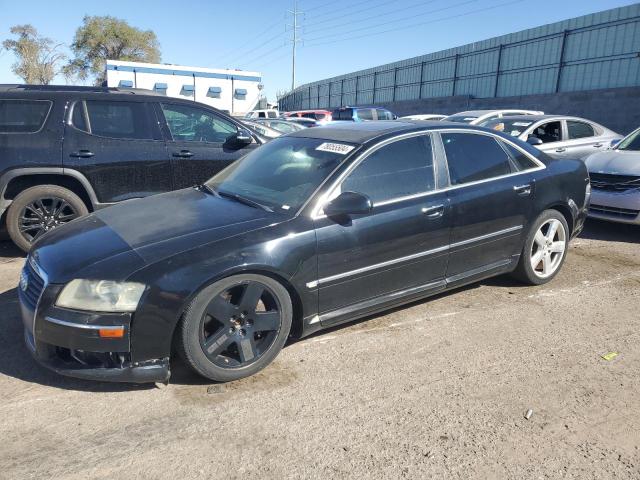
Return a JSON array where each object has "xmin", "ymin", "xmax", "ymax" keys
[
  {"xmin": 443, "ymin": 109, "xmax": 543, "ymax": 126},
  {"xmin": 245, "ymin": 109, "xmax": 279, "ymax": 119},
  {"xmin": 398, "ymin": 114, "xmax": 446, "ymax": 121}
]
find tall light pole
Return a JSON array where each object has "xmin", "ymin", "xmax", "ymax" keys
[{"xmin": 288, "ymin": 0, "xmax": 303, "ymax": 91}]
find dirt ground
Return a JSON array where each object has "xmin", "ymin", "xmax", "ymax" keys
[{"xmin": 0, "ymin": 219, "xmax": 639, "ymax": 479}]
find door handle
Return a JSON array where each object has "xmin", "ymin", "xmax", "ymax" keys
[
  {"xmin": 69, "ymin": 150, "xmax": 94, "ymax": 158},
  {"xmin": 513, "ymin": 184, "xmax": 532, "ymax": 196},
  {"xmin": 421, "ymin": 204, "xmax": 444, "ymax": 218},
  {"xmin": 172, "ymin": 150, "xmax": 194, "ymax": 158},
  {"xmin": 555, "ymin": 147, "xmax": 566, "ymax": 153},
  {"xmin": 593, "ymin": 143, "xmax": 603, "ymax": 148}
]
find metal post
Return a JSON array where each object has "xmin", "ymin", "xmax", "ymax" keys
[
  {"xmin": 452, "ymin": 54, "xmax": 459, "ymax": 97},
  {"xmin": 418, "ymin": 61, "xmax": 425, "ymax": 100},
  {"xmin": 193, "ymin": 73, "xmax": 196, "ymax": 102},
  {"xmin": 340, "ymin": 78, "xmax": 344, "ymax": 107},
  {"xmin": 317, "ymin": 85, "xmax": 320, "ymax": 109},
  {"xmin": 494, "ymin": 44, "xmax": 503, "ymax": 98},
  {"xmin": 288, "ymin": 0, "xmax": 303, "ymax": 91},
  {"xmin": 392, "ymin": 67, "xmax": 398, "ymax": 102},
  {"xmin": 231, "ymin": 76, "xmax": 234, "ymax": 114},
  {"xmin": 555, "ymin": 30, "xmax": 569, "ymax": 93},
  {"xmin": 373, "ymin": 71, "xmax": 377, "ymax": 103},
  {"xmin": 133, "ymin": 69, "xmax": 137, "ymax": 88},
  {"xmin": 308, "ymin": 85, "xmax": 312, "ymax": 109},
  {"xmin": 355, "ymin": 75, "xmax": 359, "ymax": 105}
]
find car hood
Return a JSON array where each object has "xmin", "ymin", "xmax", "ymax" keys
[
  {"xmin": 585, "ymin": 150, "xmax": 640, "ymax": 175},
  {"xmin": 32, "ymin": 188, "xmax": 278, "ymax": 283}
]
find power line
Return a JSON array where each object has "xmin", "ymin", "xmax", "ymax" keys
[
  {"xmin": 214, "ymin": 18, "xmax": 284, "ymax": 65},
  {"xmin": 303, "ymin": 0, "xmax": 397, "ymax": 26},
  {"xmin": 302, "ymin": 0, "xmax": 343, "ymax": 13},
  {"xmin": 304, "ymin": 0, "xmax": 440, "ymax": 35},
  {"xmin": 305, "ymin": 0, "xmax": 479, "ymax": 43},
  {"xmin": 304, "ymin": 0, "xmax": 524, "ymax": 48}
]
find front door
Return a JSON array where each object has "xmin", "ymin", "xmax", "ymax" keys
[
  {"xmin": 561, "ymin": 120, "xmax": 606, "ymax": 160},
  {"xmin": 314, "ymin": 133, "xmax": 451, "ymax": 324},
  {"xmin": 63, "ymin": 99, "xmax": 172, "ymax": 204},
  {"xmin": 158, "ymin": 103, "xmax": 259, "ymax": 189},
  {"xmin": 527, "ymin": 120, "xmax": 565, "ymax": 159},
  {"xmin": 439, "ymin": 131, "xmax": 537, "ymax": 284}
]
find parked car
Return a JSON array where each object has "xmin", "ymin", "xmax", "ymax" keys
[
  {"xmin": 286, "ymin": 117, "xmax": 322, "ymax": 128},
  {"xmin": 443, "ymin": 109, "xmax": 543, "ymax": 126},
  {"xmin": 253, "ymin": 118, "xmax": 306, "ymax": 134},
  {"xmin": 585, "ymin": 126, "xmax": 640, "ymax": 224},
  {"xmin": 483, "ymin": 115, "xmax": 622, "ymax": 160},
  {"xmin": 399, "ymin": 114, "xmax": 446, "ymax": 121},
  {"xmin": 285, "ymin": 109, "xmax": 333, "ymax": 123},
  {"xmin": 331, "ymin": 106, "xmax": 396, "ymax": 121},
  {"xmin": 241, "ymin": 120, "xmax": 283, "ymax": 139},
  {"xmin": 244, "ymin": 109, "xmax": 279, "ymax": 119},
  {"xmin": 0, "ymin": 85, "xmax": 262, "ymax": 251},
  {"xmin": 20, "ymin": 121, "xmax": 589, "ymax": 384}
]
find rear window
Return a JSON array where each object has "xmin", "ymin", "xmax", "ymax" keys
[
  {"xmin": 84, "ymin": 101, "xmax": 152, "ymax": 140},
  {"xmin": 332, "ymin": 108, "xmax": 353, "ymax": 121},
  {"xmin": 0, "ymin": 99, "xmax": 52, "ymax": 133}
]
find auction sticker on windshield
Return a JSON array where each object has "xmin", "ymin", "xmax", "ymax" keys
[{"xmin": 316, "ymin": 143, "xmax": 355, "ymax": 155}]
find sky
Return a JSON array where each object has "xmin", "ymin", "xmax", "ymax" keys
[{"xmin": 0, "ymin": 0, "xmax": 636, "ymax": 101}]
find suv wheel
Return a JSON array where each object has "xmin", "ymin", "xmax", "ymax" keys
[{"xmin": 6, "ymin": 185, "xmax": 88, "ymax": 252}]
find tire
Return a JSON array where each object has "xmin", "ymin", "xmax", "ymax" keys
[
  {"xmin": 177, "ymin": 274, "xmax": 293, "ymax": 382},
  {"xmin": 6, "ymin": 185, "xmax": 89, "ymax": 252},
  {"xmin": 511, "ymin": 209, "xmax": 570, "ymax": 285}
]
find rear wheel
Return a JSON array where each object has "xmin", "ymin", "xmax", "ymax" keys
[
  {"xmin": 6, "ymin": 185, "xmax": 88, "ymax": 252},
  {"xmin": 177, "ymin": 274, "xmax": 292, "ymax": 382},
  {"xmin": 512, "ymin": 209, "xmax": 569, "ymax": 285}
]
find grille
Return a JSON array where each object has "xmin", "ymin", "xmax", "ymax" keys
[
  {"xmin": 19, "ymin": 259, "xmax": 46, "ymax": 310},
  {"xmin": 589, "ymin": 204, "xmax": 640, "ymax": 219},
  {"xmin": 589, "ymin": 173, "xmax": 640, "ymax": 192}
]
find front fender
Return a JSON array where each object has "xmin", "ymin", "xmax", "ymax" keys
[{"xmin": 126, "ymin": 219, "xmax": 318, "ymax": 362}]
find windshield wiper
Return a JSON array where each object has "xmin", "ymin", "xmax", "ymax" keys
[
  {"xmin": 195, "ymin": 184, "xmax": 219, "ymax": 196},
  {"xmin": 218, "ymin": 190, "xmax": 273, "ymax": 212}
]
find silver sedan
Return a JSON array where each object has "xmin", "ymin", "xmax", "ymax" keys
[
  {"xmin": 584, "ymin": 127, "xmax": 640, "ymax": 225},
  {"xmin": 483, "ymin": 115, "xmax": 622, "ymax": 160}
]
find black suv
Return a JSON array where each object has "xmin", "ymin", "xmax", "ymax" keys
[{"xmin": 0, "ymin": 85, "xmax": 262, "ymax": 251}]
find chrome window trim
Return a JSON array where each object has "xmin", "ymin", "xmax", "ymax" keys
[
  {"xmin": 306, "ymin": 224, "xmax": 523, "ymax": 289},
  {"xmin": 310, "ymin": 128, "xmax": 545, "ymax": 219}
]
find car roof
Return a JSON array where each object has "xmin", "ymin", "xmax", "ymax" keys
[
  {"xmin": 287, "ymin": 120, "xmax": 461, "ymax": 144},
  {"xmin": 0, "ymin": 84, "xmax": 166, "ymax": 97},
  {"xmin": 490, "ymin": 114, "xmax": 587, "ymax": 122}
]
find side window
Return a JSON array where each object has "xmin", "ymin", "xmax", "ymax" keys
[
  {"xmin": 501, "ymin": 141, "xmax": 539, "ymax": 171},
  {"xmin": 376, "ymin": 109, "xmax": 393, "ymax": 120},
  {"xmin": 531, "ymin": 121, "xmax": 562, "ymax": 144},
  {"xmin": 341, "ymin": 135, "xmax": 434, "ymax": 204},
  {"xmin": 442, "ymin": 133, "xmax": 512, "ymax": 185},
  {"xmin": 161, "ymin": 104, "xmax": 237, "ymax": 143},
  {"xmin": 357, "ymin": 109, "xmax": 374, "ymax": 121},
  {"xmin": 71, "ymin": 102, "xmax": 87, "ymax": 132},
  {"xmin": 567, "ymin": 121, "xmax": 595, "ymax": 140},
  {"xmin": 84, "ymin": 101, "xmax": 152, "ymax": 140},
  {"xmin": 0, "ymin": 99, "xmax": 52, "ymax": 134}
]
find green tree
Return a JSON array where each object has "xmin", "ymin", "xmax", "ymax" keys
[
  {"xmin": 2, "ymin": 25, "xmax": 66, "ymax": 84},
  {"xmin": 64, "ymin": 16, "xmax": 161, "ymax": 85}
]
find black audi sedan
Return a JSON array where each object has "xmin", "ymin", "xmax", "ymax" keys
[{"xmin": 19, "ymin": 121, "xmax": 590, "ymax": 383}]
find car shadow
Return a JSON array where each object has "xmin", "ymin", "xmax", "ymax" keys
[
  {"xmin": 0, "ymin": 288, "xmax": 153, "ymax": 392},
  {"xmin": 580, "ymin": 218, "xmax": 640, "ymax": 243}
]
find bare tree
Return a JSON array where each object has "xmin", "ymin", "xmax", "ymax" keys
[{"xmin": 2, "ymin": 25, "xmax": 66, "ymax": 84}]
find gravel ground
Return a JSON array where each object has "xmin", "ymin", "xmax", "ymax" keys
[{"xmin": 0, "ymin": 219, "xmax": 639, "ymax": 479}]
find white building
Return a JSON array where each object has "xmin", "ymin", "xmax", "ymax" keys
[{"xmin": 105, "ymin": 60, "xmax": 263, "ymax": 115}]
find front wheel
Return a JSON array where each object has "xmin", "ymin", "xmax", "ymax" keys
[
  {"xmin": 177, "ymin": 274, "xmax": 293, "ymax": 382},
  {"xmin": 511, "ymin": 209, "xmax": 569, "ymax": 285}
]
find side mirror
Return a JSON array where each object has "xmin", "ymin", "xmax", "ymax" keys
[
  {"xmin": 324, "ymin": 191, "xmax": 372, "ymax": 217},
  {"xmin": 393, "ymin": 114, "xmax": 398, "ymax": 120},
  {"xmin": 233, "ymin": 129, "xmax": 253, "ymax": 145},
  {"xmin": 526, "ymin": 135, "xmax": 543, "ymax": 146},
  {"xmin": 610, "ymin": 138, "xmax": 621, "ymax": 148}
]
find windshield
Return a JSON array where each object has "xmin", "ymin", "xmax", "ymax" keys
[
  {"xmin": 617, "ymin": 129, "xmax": 640, "ymax": 151},
  {"xmin": 483, "ymin": 119, "xmax": 534, "ymax": 137},
  {"xmin": 207, "ymin": 137, "xmax": 354, "ymax": 212},
  {"xmin": 443, "ymin": 115, "xmax": 478, "ymax": 124}
]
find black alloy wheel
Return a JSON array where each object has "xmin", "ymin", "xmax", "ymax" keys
[
  {"xmin": 18, "ymin": 197, "xmax": 80, "ymax": 243},
  {"xmin": 178, "ymin": 274, "xmax": 293, "ymax": 382}
]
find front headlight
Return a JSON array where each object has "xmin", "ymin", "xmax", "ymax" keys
[{"xmin": 56, "ymin": 280, "xmax": 146, "ymax": 312}]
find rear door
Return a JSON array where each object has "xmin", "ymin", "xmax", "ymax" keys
[
  {"xmin": 157, "ymin": 102, "xmax": 259, "ymax": 189},
  {"xmin": 314, "ymin": 133, "xmax": 451, "ymax": 322},
  {"xmin": 440, "ymin": 131, "xmax": 541, "ymax": 285},
  {"xmin": 562, "ymin": 120, "xmax": 605, "ymax": 159},
  {"xmin": 63, "ymin": 98, "xmax": 171, "ymax": 204}
]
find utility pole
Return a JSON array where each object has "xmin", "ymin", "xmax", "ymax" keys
[{"xmin": 287, "ymin": 0, "xmax": 303, "ymax": 91}]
